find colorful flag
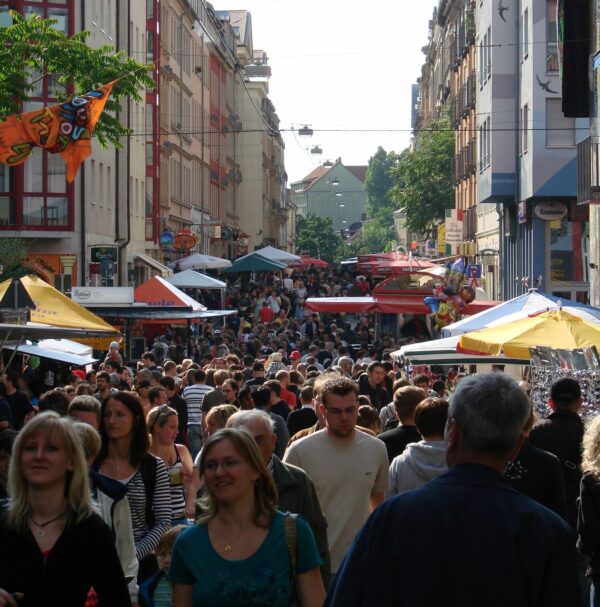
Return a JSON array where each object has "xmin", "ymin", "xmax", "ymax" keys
[{"xmin": 0, "ymin": 81, "xmax": 114, "ymax": 182}]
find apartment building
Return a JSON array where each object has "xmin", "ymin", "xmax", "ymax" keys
[
  {"xmin": 477, "ymin": 0, "xmax": 589, "ymax": 301},
  {"xmin": 0, "ymin": 0, "xmax": 155, "ymax": 289}
]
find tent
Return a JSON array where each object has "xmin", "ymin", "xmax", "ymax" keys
[
  {"xmin": 442, "ymin": 290, "xmax": 600, "ymax": 337},
  {"xmin": 221, "ymin": 254, "xmax": 287, "ymax": 274},
  {"xmin": 165, "ymin": 270, "xmax": 226, "ymax": 290},
  {"xmin": 236, "ymin": 246, "xmax": 300, "ymax": 265},
  {"xmin": 168, "ymin": 253, "xmax": 231, "ymax": 271},
  {"xmin": 134, "ymin": 276, "xmax": 207, "ymax": 311},
  {"xmin": 0, "ymin": 276, "xmax": 119, "ymax": 349}
]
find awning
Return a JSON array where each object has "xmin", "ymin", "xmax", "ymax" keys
[
  {"xmin": 3, "ymin": 340, "xmax": 98, "ymax": 365},
  {"xmin": 0, "ymin": 322, "xmax": 119, "ymax": 341},
  {"xmin": 134, "ymin": 254, "xmax": 173, "ymax": 277},
  {"xmin": 165, "ymin": 270, "xmax": 226, "ymax": 290},
  {"xmin": 305, "ymin": 296, "xmax": 499, "ymax": 315},
  {"xmin": 135, "ymin": 276, "xmax": 206, "ymax": 311}
]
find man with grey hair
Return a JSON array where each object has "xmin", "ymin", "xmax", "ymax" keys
[
  {"xmin": 325, "ymin": 373, "xmax": 581, "ymax": 606},
  {"xmin": 226, "ymin": 409, "xmax": 330, "ymax": 584}
]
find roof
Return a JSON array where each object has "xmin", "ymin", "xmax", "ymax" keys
[
  {"xmin": 291, "ymin": 166, "xmax": 331, "ymax": 190},
  {"xmin": 345, "ymin": 166, "xmax": 368, "ymax": 182}
]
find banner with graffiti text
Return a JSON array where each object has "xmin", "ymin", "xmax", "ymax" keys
[{"xmin": 0, "ymin": 81, "xmax": 114, "ymax": 182}]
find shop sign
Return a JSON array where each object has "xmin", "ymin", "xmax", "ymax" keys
[{"xmin": 534, "ymin": 201, "xmax": 568, "ymax": 221}]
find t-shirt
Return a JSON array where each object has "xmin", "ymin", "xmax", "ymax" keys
[
  {"xmin": 284, "ymin": 429, "xmax": 389, "ymax": 573},
  {"xmin": 183, "ymin": 384, "xmax": 212, "ymax": 426},
  {"xmin": 169, "ymin": 512, "xmax": 321, "ymax": 607},
  {"xmin": 6, "ymin": 390, "xmax": 33, "ymax": 430}
]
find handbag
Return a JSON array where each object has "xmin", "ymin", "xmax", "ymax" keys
[{"xmin": 283, "ymin": 512, "xmax": 298, "ymax": 606}]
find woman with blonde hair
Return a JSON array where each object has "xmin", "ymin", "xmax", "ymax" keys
[
  {"xmin": 0, "ymin": 412, "xmax": 130, "ymax": 606},
  {"xmin": 184, "ymin": 404, "xmax": 238, "ymax": 518},
  {"xmin": 578, "ymin": 415, "xmax": 600, "ymax": 605},
  {"xmin": 147, "ymin": 405, "xmax": 193, "ymax": 526},
  {"xmin": 170, "ymin": 427, "xmax": 325, "ymax": 607}
]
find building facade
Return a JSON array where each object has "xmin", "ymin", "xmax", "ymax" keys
[
  {"xmin": 290, "ymin": 160, "xmax": 367, "ymax": 235},
  {"xmin": 477, "ymin": 0, "xmax": 589, "ymax": 301}
]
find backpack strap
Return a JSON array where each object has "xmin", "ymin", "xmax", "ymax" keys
[
  {"xmin": 139, "ymin": 454, "xmax": 157, "ymax": 527},
  {"xmin": 283, "ymin": 512, "xmax": 298, "ymax": 577}
]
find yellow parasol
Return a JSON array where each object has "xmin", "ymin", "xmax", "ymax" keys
[
  {"xmin": 0, "ymin": 275, "xmax": 120, "ymax": 349},
  {"xmin": 458, "ymin": 309, "xmax": 600, "ymax": 359}
]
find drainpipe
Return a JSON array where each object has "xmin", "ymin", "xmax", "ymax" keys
[
  {"xmin": 80, "ymin": 1, "xmax": 86, "ymax": 285},
  {"xmin": 514, "ymin": 0, "xmax": 522, "ymax": 299},
  {"xmin": 117, "ymin": 0, "xmax": 132, "ymax": 284}
]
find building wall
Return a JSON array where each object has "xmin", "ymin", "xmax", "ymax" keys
[{"xmin": 291, "ymin": 162, "xmax": 366, "ymax": 234}]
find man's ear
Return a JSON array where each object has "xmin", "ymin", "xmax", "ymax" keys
[{"xmin": 548, "ymin": 398, "xmax": 556, "ymax": 411}]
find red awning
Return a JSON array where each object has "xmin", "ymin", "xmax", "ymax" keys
[
  {"xmin": 290, "ymin": 256, "xmax": 329, "ymax": 268},
  {"xmin": 305, "ymin": 296, "xmax": 500, "ymax": 315}
]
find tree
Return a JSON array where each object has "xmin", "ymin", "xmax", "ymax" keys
[
  {"xmin": 347, "ymin": 222, "xmax": 395, "ymax": 256},
  {"xmin": 364, "ymin": 147, "xmax": 397, "ymax": 226},
  {"xmin": 0, "ymin": 237, "xmax": 31, "ymax": 281},
  {"xmin": 0, "ymin": 12, "xmax": 154, "ymax": 147},
  {"xmin": 295, "ymin": 213, "xmax": 342, "ymax": 262},
  {"xmin": 389, "ymin": 114, "xmax": 454, "ymax": 235}
]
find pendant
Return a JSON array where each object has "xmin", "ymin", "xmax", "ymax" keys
[
  {"xmin": 224, "ymin": 544, "xmax": 232, "ymax": 551},
  {"xmin": 37, "ymin": 528, "xmax": 45, "ymax": 538}
]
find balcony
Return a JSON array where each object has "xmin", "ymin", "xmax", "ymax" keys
[
  {"xmin": 577, "ymin": 136, "xmax": 600, "ymax": 204},
  {"xmin": 453, "ymin": 139, "xmax": 477, "ymax": 185}
]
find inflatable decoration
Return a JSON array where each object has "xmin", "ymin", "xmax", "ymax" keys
[{"xmin": 423, "ymin": 258, "xmax": 475, "ymax": 329}]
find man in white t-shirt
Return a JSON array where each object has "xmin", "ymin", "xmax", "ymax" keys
[{"xmin": 284, "ymin": 375, "xmax": 389, "ymax": 575}]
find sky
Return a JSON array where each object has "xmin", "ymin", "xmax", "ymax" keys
[{"xmin": 212, "ymin": 0, "xmax": 439, "ymax": 184}]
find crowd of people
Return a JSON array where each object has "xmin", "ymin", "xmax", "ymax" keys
[{"xmin": 0, "ymin": 266, "xmax": 597, "ymax": 605}]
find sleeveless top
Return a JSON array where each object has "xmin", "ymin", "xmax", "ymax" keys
[{"xmin": 166, "ymin": 445, "xmax": 185, "ymax": 520}]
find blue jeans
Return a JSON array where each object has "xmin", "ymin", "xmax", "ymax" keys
[{"xmin": 187, "ymin": 425, "xmax": 202, "ymax": 460}]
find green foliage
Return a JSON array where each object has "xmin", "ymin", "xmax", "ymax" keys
[
  {"xmin": 364, "ymin": 147, "xmax": 397, "ymax": 226},
  {"xmin": 0, "ymin": 237, "xmax": 31, "ymax": 281},
  {"xmin": 295, "ymin": 213, "xmax": 342, "ymax": 263},
  {"xmin": 0, "ymin": 12, "xmax": 155, "ymax": 147},
  {"xmin": 389, "ymin": 114, "xmax": 454, "ymax": 234},
  {"xmin": 347, "ymin": 222, "xmax": 395, "ymax": 256}
]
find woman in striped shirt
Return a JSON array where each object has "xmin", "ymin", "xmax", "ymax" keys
[
  {"xmin": 95, "ymin": 391, "xmax": 172, "ymax": 583},
  {"xmin": 147, "ymin": 405, "xmax": 193, "ymax": 526}
]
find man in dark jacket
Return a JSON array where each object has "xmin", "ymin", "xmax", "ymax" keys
[
  {"xmin": 326, "ymin": 373, "xmax": 580, "ymax": 606},
  {"xmin": 357, "ymin": 362, "xmax": 391, "ymax": 410},
  {"xmin": 378, "ymin": 386, "xmax": 425, "ymax": 462},
  {"xmin": 505, "ymin": 405, "xmax": 567, "ymax": 519},
  {"xmin": 227, "ymin": 409, "xmax": 330, "ymax": 585},
  {"xmin": 529, "ymin": 377, "xmax": 584, "ymax": 529}
]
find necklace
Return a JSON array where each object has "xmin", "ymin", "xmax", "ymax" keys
[
  {"xmin": 30, "ymin": 510, "xmax": 67, "ymax": 537},
  {"xmin": 217, "ymin": 520, "xmax": 249, "ymax": 552}
]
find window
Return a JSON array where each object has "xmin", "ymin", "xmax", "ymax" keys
[
  {"xmin": 522, "ymin": 104, "xmax": 528, "ymax": 153},
  {"xmin": 486, "ymin": 28, "xmax": 491, "ymax": 82},
  {"xmin": 546, "ymin": 98, "xmax": 575, "ymax": 146},
  {"xmin": 547, "ymin": 0, "xmax": 559, "ymax": 71},
  {"xmin": 522, "ymin": 8, "xmax": 529, "ymax": 60}
]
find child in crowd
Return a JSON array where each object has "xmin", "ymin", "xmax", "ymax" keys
[{"xmin": 139, "ymin": 525, "xmax": 186, "ymax": 607}]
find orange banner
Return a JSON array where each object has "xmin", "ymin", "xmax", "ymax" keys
[{"xmin": 0, "ymin": 81, "xmax": 114, "ymax": 182}]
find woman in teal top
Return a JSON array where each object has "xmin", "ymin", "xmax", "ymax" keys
[{"xmin": 169, "ymin": 427, "xmax": 325, "ymax": 607}]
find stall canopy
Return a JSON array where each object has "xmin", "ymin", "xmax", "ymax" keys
[
  {"xmin": 168, "ymin": 253, "xmax": 232, "ymax": 271},
  {"xmin": 222, "ymin": 254, "xmax": 287, "ymax": 274},
  {"xmin": 458, "ymin": 309, "xmax": 600, "ymax": 358},
  {"xmin": 442, "ymin": 290, "xmax": 600, "ymax": 337},
  {"xmin": 0, "ymin": 276, "xmax": 120, "ymax": 349},
  {"xmin": 237, "ymin": 246, "xmax": 301, "ymax": 265},
  {"xmin": 305, "ymin": 295, "xmax": 497, "ymax": 315},
  {"xmin": 289, "ymin": 256, "xmax": 329, "ymax": 268},
  {"xmin": 392, "ymin": 336, "xmax": 529, "ymax": 365},
  {"xmin": 134, "ymin": 276, "xmax": 207, "ymax": 311},
  {"xmin": 165, "ymin": 270, "xmax": 226, "ymax": 290},
  {"xmin": 2, "ymin": 338, "xmax": 97, "ymax": 366}
]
